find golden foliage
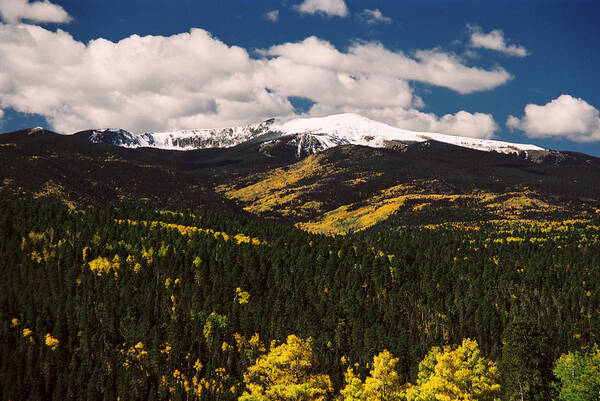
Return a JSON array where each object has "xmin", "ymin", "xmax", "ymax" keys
[
  {"xmin": 88, "ymin": 256, "xmax": 119, "ymax": 277},
  {"xmin": 218, "ymin": 154, "xmax": 337, "ymax": 218},
  {"xmin": 221, "ymin": 154, "xmax": 330, "ymax": 203},
  {"xmin": 44, "ymin": 333, "xmax": 59, "ymax": 351},
  {"xmin": 236, "ymin": 287, "xmax": 250, "ymax": 304},
  {"xmin": 32, "ymin": 180, "xmax": 76, "ymax": 209},
  {"xmin": 239, "ymin": 334, "xmax": 333, "ymax": 401},
  {"xmin": 405, "ymin": 339, "xmax": 500, "ymax": 401},
  {"xmin": 298, "ymin": 191, "xmax": 465, "ymax": 235},
  {"xmin": 218, "ymin": 166, "xmax": 573, "ymax": 234},
  {"xmin": 341, "ymin": 350, "xmax": 404, "ymax": 401},
  {"xmin": 114, "ymin": 219, "xmax": 265, "ymax": 246}
]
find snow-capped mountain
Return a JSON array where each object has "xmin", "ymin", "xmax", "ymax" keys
[
  {"xmin": 270, "ymin": 113, "xmax": 544, "ymax": 155},
  {"xmin": 87, "ymin": 128, "xmax": 147, "ymax": 147},
  {"xmin": 85, "ymin": 118, "xmax": 276, "ymax": 150},
  {"xmin": 84, "ymin": 113, "xmax": 545, "ymax": 156}
]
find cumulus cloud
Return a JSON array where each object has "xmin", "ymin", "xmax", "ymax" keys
[
  {"xmin": 262, "ymin": 36, "xmax": 511, "ymax": 94},
  {"xmin": 0, "ymin": 0, "xmax": 71, "ymax": 24},
  {"xmin": 468, "ymin": 25, "xmax": 527, "ymax": 57},
  {"xmin": 434, "ymin": 110, "xmax": 498, "ymax": 138},
  {"xmin": 0, "ymin": 23, "xmax": 504, "ymax": 138},
  {"xmin": 294, "ymin": 0, "xmax": 348, "ymax": 17},
  {"xmin": 360, "ymin": 9, "xmax": 391, "ymax": 25},
  {"xmin": 507, "ymin": 95, "xmax": 600, "ymax": 142},
  {"xmin": 0, "ymin": 24, "xmax": 293, "ymax": 133},
  {"xmin": 264, "ymin": 10, "xmax": 279, "ymax": 22},
  {"xmin": 0, "ymin": 108, "xmax": 4, "ymax": 124}
]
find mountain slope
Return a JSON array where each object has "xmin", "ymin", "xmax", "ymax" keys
[
  {"xmin": 217, "ymin": 143, "xmax": 600, "ymax": 233},
  {"xmin": 2, "ymin": 126, "xmax": 599, "ymax": 234}
]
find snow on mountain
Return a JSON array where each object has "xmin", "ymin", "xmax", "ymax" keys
[
  {"xmin": 271, "ymin": 113, "xmax": 545, "ymax": 155},
  {"xmin": 86, "ymin": 113, "xmax": 545, "ymax": 156},
  {"xmin": 87, "ymin": 128, "xmax": 146, "ymax": 147},
  {"xmin": 87, "ymin": 119, "xmax": 276, "ymax": 150},
  {"xmin": 144, "ymin": 118, "xmax": 276, "ymax": 150}
]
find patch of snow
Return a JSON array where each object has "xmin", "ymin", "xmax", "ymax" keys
[{"xmin": 27, "ymin": 126, "xmax": 44, "ymax": 135}]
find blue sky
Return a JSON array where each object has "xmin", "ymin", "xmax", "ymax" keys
[{"xmin": 0, "ymin": 0, "xmax": 599, "ymax": 155}]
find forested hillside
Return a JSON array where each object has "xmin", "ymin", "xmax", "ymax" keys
[
  {"xmin": 2, "ymin": 197, "xmax": 599, "ymax": 400},
  {"xmin": 2, "ymin": 131, "xmax": 600, "ymax": 236}
]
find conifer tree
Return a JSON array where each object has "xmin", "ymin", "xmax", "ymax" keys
[{"xmin": 500, "ymin": 317, "xmax": 553, "ymax": 401}]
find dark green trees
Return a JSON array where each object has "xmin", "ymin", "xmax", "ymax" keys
[{"xmin": 500, "ymin": 317, "xmax": 554, "ymax": 401}]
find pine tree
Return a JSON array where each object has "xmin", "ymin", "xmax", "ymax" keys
[{"xmin": 499, "ymin": 317, "xmax": 553, "ymax": 401}]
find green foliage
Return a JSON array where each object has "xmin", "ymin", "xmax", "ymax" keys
[
  {"xmin": 553, "ymin": 345, "xmax": 600, "ymax": 401},
  {"xmin": 500, "ymin": 317, "xmax": 554, "ymax": 401},
  {"xmin": 203, "ymin": 312, "xmax": 228, "ymax": 344}
]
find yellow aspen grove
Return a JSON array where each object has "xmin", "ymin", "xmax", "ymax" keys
[
  {"xmin": 88, "ymin": 256, "xmax": 119, "ymax": 276},
  {"xmin": 340, "ymin": 366, "xmax": 365, "ymax": 401},
  {"xmin": 341, "ymin": 350, "xmax": 404, "ymax": 401},
  {"xmin": 405, "ymin": 339, "xmax": 500, "ymax": 401},
  {"xmin": 362, "ymin": 350, "xmax": 404, "ymax": 401},
  {"xmin": 239, "ymin": 335, "xmax": 332, "ymax": 401}
]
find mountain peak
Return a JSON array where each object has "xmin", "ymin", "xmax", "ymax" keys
[
  {"xmin": 81, "ymin": 112, "xmax": 546, "ymax": 156},
  {"xmin": 272, "ymin": 113, "xmax": 545, "ymax": 155},
  {"xmin": 275, "ymin": 113, "xmax": 396, "ymax": 132}
]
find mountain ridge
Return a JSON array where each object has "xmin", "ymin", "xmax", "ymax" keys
[{"xmin": 73, "ymin": 113, "xmax": 547, "ymax": 158}]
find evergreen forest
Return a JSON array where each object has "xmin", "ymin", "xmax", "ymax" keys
[{"xmin": 1, "ymin": 197, "xmax": 600, "ymax": 400}]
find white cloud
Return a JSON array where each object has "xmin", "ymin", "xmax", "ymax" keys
[
  {"xmin": 265, "ymin": 10, "xmax": 279, "ymax": 22},
  {"xmin": 468, "ymin": 25, "xmax": 527, "ymax": 57},
  {"xmin": 0, "ymin": 108, "xmax": 4, "ymax": 125},
  {"xmin": 507, "ymin": 94, "xmax": 600, "ymax": 142},
  {"xmin": 294, "ymin": 0, "xmax": 348, "ymax": 17},
  {"xmin": 434, "ymin": 110, "xmax": 498, "ymax": 138},
  {"xmin": 0, "ymin": 24, "xmax": 293, "ymax": 133},
  {"xmin": 360, "ymin": 9, "xmax": 391, "ymax": 25},
  {"xmin": 259, "ymin": 58, "xmax": 421, "ymax": 111},
  {"xmin": 0, "ymin": 23, "xmax": 503, "ymax": 139},
  {"xmin": 262, "ymin": 36, "xmax": 512, "ymax": 94},
  {"xmin": 0, "ymin": 0, "xmax": 71, "ymax": 24}
]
